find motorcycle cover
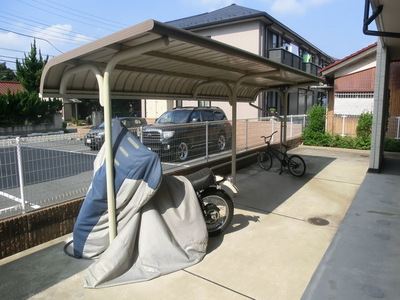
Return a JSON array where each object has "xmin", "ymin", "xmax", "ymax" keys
[{"xmin": 72, "ymin": 119, "xmax": 208, "ymax": 288}]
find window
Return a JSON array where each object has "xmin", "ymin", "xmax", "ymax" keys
[
  {"xmin": 214, "ymin": 111, "xmax": 226, "ymax": 120},
  {"xmin": 270, "ymin": 32, "xmax": 279, "ymax": 49},
  {"xmin": 198, "ymin": 100, "xmax": 210, "ymax": 107},
  {"xmin": 335, "ymin": 92, "xmax": 374, "ymax": 98},
  {"xmin": 190, "ymin": 110, "xmax": 201, "ymax": 122},
  {"xmin": 201, "ymin": 110, "xmax": 214, "ymax": 121}
]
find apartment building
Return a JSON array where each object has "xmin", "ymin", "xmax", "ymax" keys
[{"xmin": 143, "ymin": 4, "xmax": 334, "ymax": 120}]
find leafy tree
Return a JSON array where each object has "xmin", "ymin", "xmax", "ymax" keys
[
  {"xmin": 0, "ymin": 40, "xmax": 62, "ymax": 127},
  {"xmin": 16, "ymin": 40, "xmax": 48, "ymax": 93},
  {"xmin": 0, "ymin": 63, "xmax": 17, "ymax": 81}
]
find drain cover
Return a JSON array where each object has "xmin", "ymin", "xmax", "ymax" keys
[{"xmin": 307, "ymin": 217, "xmax": 330, "ymax": 226}]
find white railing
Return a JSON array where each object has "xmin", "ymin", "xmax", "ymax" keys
[
  {"xmin": 0, "ymin": 113, "xmax": 329, "ymax": 219},
  {"xmin": 326, "ymin": 114, "xmax": 400, "ymax": 139}
]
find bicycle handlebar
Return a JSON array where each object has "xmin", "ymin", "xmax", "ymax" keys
[{"xmin": 260, "ymin": 131, "xmax": 278, "ymax": 143}]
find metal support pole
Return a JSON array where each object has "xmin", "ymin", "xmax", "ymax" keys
[
  {"xmin": 205, "ymin": 121, "xmax": 209, "ymax": 159},
  {"xmin": 16, "ymin": 137, "xmax": 26, "ymax": 212},
  {"xmin": 282, "ymin": 89, "xmax": 289, "ymax": 144},
  {"xmin": 341, "ymin": 115, "xmax": 347, "ymax": 136},
  {"xmin": 231, "ymin": 95, "xmax": 237, "ymax": 185},
  {"xmin": 245, "ymin": 119, "xmax": 249, "ymax": 150},
  {"xmin": 290, "ymin": 115, "xmax": 293, "ymax": 138},
  {"xmin": 103, "ymin": 37, "xmax": 169, "ymax": 242}
]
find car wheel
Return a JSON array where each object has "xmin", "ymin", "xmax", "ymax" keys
[
  {"xmin": 177, "ymin": 141, "xmax": 189, "ymax": 161},
  {"xmin": 216, "ymin": 132, "xmax": 226, "ymax": 151}
]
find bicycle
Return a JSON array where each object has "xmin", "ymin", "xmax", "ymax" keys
[{"xmin": 257, "ymin": 131, "xmax": 306, "ymax": 177}]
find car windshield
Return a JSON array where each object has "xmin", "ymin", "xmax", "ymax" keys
[{"xmin": 156, "ymin": 110, "xmax": 191, "ymax": 124}]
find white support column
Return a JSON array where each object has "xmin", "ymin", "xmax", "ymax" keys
[
  {"xmin": 370, "ymin": 38, "xmax": 389, "ymax": 171},
  {"xmin": 103, "ymin": 37, "xmax": 169, "ymax": 241},
  {"xmin": 231, "ymin": 94, "xmax": 237, "ymax": 184}
]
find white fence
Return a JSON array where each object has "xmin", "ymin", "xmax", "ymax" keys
[
  {"xmin": 0, "ymin": 133, "xmax": 95, "ymax": 218},
  {"xmin": 326, "ymin": 114, "xmax": 400, "ymax": 139},
  {"xmin": 0, "ymin": 114, "xmax": 308, "ymax": 219}
]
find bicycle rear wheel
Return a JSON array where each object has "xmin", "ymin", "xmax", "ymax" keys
[
  {"xmin": 288, "ymin": 155, "xmax": 306, "ymax": 177},
  {"xmin": 258, "ymin": 151, "xmax": 273, "ymax": 170}
]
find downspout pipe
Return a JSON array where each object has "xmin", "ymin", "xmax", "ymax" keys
[{"xmin": 102, "ymin": 37, "xmax": 169, "ymax": 242}]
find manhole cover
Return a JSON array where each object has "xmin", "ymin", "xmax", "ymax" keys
[{"xmin": 307, "ymin": 217, "xmax": 330, "ymax": 226}]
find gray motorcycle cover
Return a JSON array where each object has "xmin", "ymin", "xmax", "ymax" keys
[{"xmin": 72, "ymin": 119, "xmax": 208, "ymax": 288}]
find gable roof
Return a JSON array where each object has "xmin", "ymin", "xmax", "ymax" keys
[
  {"xmin": 0, "ymin": 81, "xmax": 25, "ymax": 95},
  {"xmin": 167, "ymin": 4, "xmax": 265, "ymax": 29},
  {"xmin": 319, "ymin": 42, "xmax": 377, "ymax": 75},
  {"xmin": 167, "ymin": 4, "xmax": 332, "ymax": 61}
]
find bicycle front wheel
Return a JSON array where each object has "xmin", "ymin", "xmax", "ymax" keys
[
  {"xmin": 288, "ymin": 155, "xmax": 306, "ymax": 177},
  {"xmin": 258, "ymin": 151, "xmax": 273, "ymax": 170}
]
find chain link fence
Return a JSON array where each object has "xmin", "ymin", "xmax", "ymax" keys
[{"xmin": 0, "ymin": 115, "xmax": 306, "ymax": 220}]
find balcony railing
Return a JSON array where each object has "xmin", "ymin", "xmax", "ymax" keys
[
  {"xmin": 269, "ymin": 48, "xmax": 302, "ymax": 70},
  {"xmin": 268, "ymin": 48, "xmax": 321, "ymax": 76}
]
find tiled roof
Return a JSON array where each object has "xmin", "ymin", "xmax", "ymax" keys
[
  {"xmin": 319, "ymin": 42, "xmax": 378, "ymax": 73},
  {"xmin": 0, "ymin": 81, "xmax": 25, "ymax": 95},
  {"xmin": 167, "ymin": 4, "xmax": 265, "ymax": 29}
]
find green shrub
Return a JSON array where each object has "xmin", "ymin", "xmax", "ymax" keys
[
  {"xmin": 302, "ymin": 104, "xmax": 327, "ymax": 145},
  {"xmin": 302, "ymin": 107, "xmax": 373, "ymax": 150},
  {"xmin": 384, "ymin": 138, "xmax": 400, "ymax": 152},
  {"xmin": 356, "ymin": 112, "xmax": 373, "ymax": 140}
]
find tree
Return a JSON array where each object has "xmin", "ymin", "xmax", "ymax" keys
[
  {"xmin": 301, "ymin": 104, "xmax": 330, "ymax": 146},
  {"xmin": 16, "ymin": 40, "xmax": 48, "ymax": 93},
  {"xmin": 0, "ymin": 40, "xmax": 62, "ymax": 126},
  {"xmin": 0, "ymin": 63, "xmax": 17, "ymax": 81}
]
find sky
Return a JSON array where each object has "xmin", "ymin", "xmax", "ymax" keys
[{"xmin": 1, "ymin": 0, "xmax": 378, "ymax": 72}]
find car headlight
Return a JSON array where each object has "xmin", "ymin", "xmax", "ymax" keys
[{"xmin": 162, "ymin": 131, "xmax": 175, "ymax": 140}]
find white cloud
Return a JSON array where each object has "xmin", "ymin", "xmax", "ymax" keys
[{"xmin": 268, "ymin": 0, "xmax": 332, "ymax": 15}]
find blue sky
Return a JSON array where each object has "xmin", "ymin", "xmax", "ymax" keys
[{"xmin": 1, "ymin": 0, "xmax": 377, "ymax": 71}]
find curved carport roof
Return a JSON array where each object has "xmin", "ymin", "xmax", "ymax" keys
[{"xmin": 40, "ymin": 19, "xmax": 323, "ymax": 240}]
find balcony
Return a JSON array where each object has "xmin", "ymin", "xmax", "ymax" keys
[
  {"xmin": 302, "ymin": 62, "xmax": 320, "ymax": 76},
  {"xmin": 268, "ymin": 48, "xmax": 302, "ymax": 71},
  {"xmin": 268, "ymin": 48, "xmax": 321, "ymax": 76}
]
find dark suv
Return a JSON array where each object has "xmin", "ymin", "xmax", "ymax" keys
[
  {"xmin": 140, "ymin": 107, "xmax": 231, "ymax": 161},
  {"xmin": 84, "ymin": 117, "xmax": 147, "ymax": 150}
]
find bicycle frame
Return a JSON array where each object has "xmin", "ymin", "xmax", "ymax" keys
[{"xmin": 258, "ymin": 131, "xmax": 306, "ymax": 176}]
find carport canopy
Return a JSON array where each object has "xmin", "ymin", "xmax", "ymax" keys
[{"xmin": 40, "ymin": 19, "xmax": 323, "ymax": 241}]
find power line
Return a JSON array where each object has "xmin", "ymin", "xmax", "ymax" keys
[
  {"xmin": 0, "ymin": 19, "xmax": 93, "ymax": 45},
  {"xmin": 0, "ymin": 47, "xmax": 55, "ymax": 58},
  {"xmin": 16, "ymin": 0, "xmax": 121, "ymax": 34},
  {"xmin": 0, "ymin": 27, "xmax": 63, "ymax": 54},
  {"xmin": 0, "ymin": 47, "xmax": 26, "ymax": 54},
  {"xmin": 0, "ymin": 11, "xmax": 99, "ymax": 42},
  {"xmin": 35, "ymin": 0, "xmax": 130, "ymax": 29}
]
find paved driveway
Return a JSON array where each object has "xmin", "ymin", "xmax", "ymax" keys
[{"xmin": 0, "ymin": 146, "xmax": 370, "ymax": 299}]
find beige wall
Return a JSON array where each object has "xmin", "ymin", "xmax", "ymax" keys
[
  {"xmin": 142, "ymin": 21, "xmax": 263, "ymax": 120},
  {"xmin": 142, "ymin": 99, "xmax": 174, "ymax": 119},
  {"xmin": 194, "ymin": 21, "xmax": 260, "ymax": 54}
]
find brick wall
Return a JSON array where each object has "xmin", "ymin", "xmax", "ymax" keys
[{"xmin": 0, "ymin": 198, "xmax": 83, "ymax": 259}]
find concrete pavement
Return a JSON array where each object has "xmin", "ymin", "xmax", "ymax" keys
[{"xmin": 1, "ymin": 146, "xmax": 386, "ymax": 299}]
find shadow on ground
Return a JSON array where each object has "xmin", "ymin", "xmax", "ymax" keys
[
  {"xmin": 0, "ymin": 241, "xmax": 92, "ymax": 300},
  {"xmin": 233, "ymin": 154, "xmax": 335, "ymax": 215}
]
